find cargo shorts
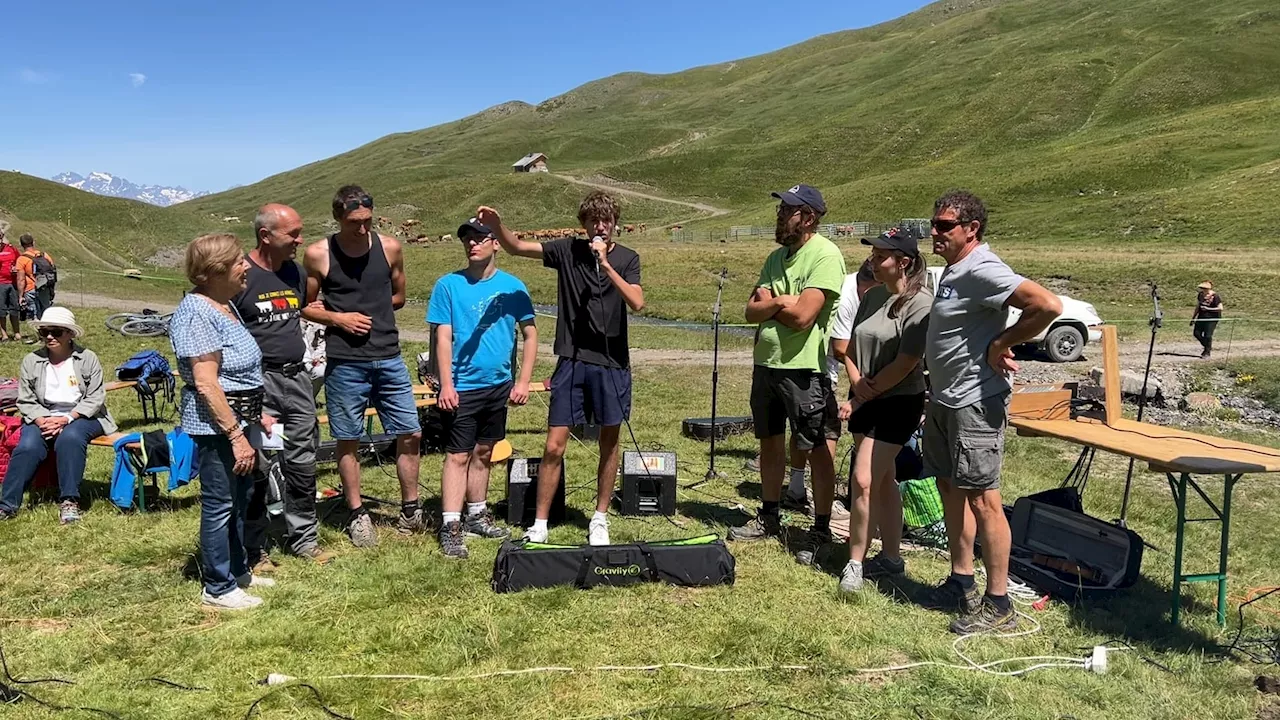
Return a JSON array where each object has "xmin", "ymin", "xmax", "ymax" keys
[
  {"xmin": 749, "ymin": 366, "xmax": 840, "ymax": 451},
  {"xmin": 921, "ymin": 391, "xmax": 1010, "ymax": 491}
]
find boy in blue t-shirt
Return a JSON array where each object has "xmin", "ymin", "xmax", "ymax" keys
[{"xmin": 426, "ymin": 218, "xmax": 538, "ymax": 558}]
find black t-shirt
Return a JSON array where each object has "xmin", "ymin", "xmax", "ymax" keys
[
  {"xmin": 542, "ymin": 237, "xmax": 641, "ymax": 369},
  {"xmin": 232, "ymin": 255, "xmax": 306, "ymax": 365},
  {"xmin": 1197, "ymin": 293, "xmax": 1222, "ymax": 319}
]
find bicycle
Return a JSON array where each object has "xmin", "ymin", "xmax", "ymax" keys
[{"xmin": 105, "ymin": 310, "xmax": 173, "ymax": 337}]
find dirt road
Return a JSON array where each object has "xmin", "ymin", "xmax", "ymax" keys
[
  {"xmin": 67, "ymin": 292, "xmax": 1279, "ymax": 367},
  {"xmin": 553, "ymin": 174, "xmax": 731, "ymax": 219}
]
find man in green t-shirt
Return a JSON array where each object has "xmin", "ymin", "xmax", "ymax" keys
[{"xmin": 731, "ymin": 184, "xmax": 847, "ymax": 566}]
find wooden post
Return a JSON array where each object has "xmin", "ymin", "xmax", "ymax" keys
[{"xmin": 1102, "ymin": 325, "xmax": 1121, "ymax": 426}]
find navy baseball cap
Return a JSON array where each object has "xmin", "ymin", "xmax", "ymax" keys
[
  {"xmin": 862, "ymin": 227, "xmax": 919, "ymax": 257},
  {"xmin": 457, "ymin": 218, "xmax": 494, "ymax": 239},
  {"xmin": 771, "ymin": 184, "xmax": 827, "ymax": 216}
]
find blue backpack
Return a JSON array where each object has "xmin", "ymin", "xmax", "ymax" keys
[{"xmin": 116, "ymin": 350, "xmax": 175, "ymax": 415}]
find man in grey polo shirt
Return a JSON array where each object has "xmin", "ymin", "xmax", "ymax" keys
[{"xmin": 922, "ymin": 190, "xmax": 1062, "ymax": 634}]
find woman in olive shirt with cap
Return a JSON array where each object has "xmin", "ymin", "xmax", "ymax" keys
[{"xmin": 836, "ymin": 228, "xmax": 932, "ymax": 595}]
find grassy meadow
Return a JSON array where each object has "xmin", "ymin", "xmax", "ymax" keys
[{"xmin": 0, "ymin": 305, "xmax": 1278, "ymax": 718}]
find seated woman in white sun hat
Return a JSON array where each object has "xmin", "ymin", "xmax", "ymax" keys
[{"xmin": 0, "ymin": 307, "xmax": 116, "ymax": 524}]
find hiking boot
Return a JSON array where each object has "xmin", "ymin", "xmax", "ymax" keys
[
  {"xmin": 235, "ymin": 573, "xmax": 276, "ymax": 589},
  {"xmin": 745, "ymin": 454, "xmax": 761, "ymax": 473},
  {"xmin": 463, "ymin": 509, "xmax": 509, "ymax": 539},
  {"xmin": 781, "ymin": 488, "xmax": 812, "ymax": 516},
  {"xmin": 949, "ymin": 597, "xmax": 1018, "ymax": 635},
  {"xmin": 864, "ymin": 554, "xmax": 906, "ymax": 578},
  {"xmin": 396, "ymin": 507, "xmax": 431, "ymax": 535},
  {"xmin": 347, "ymin": 513, "xmax": 378, "ymax": 548},
  {"xmin": 727, "ymin": 512, "xmax": 782, "ymax": 542},
  {"xmin": 249, "ymin": 553, "xmax": 278, "ymax": 575},
  {"xmin": 201, "ymin": 587, "xmax": 262, "ymax": 611},
  {"xmin": 295, "ymin": 545, "xmax": 336, "ymax": 565},
  {"xmin": 0, "ymin": 508, "xmax": 17, "ymax": 521},
  {"xmin": 839, "ymin": 560, "xmax": 865, "ymax": 594},
  {"xmin": 58, "ymin": 500, "xmax": 81, "ymax": 525},
  {"xmin": 923, "ymin": 577, "xmax": 982, "ymax": 614},
  {"xmin": 438, "ymin": 521, "xmax": 469, "ymax": 559},
  {"xmin": 588, "ymin": 516, "xmax": 610, "ymax": 546},
  {"xmin": 794, "ymin": 528, "xmax": 831, "ymax": 566}
]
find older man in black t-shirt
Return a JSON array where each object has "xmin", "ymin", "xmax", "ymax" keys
[
  {"xmin": 234, "ymin": 203, "xmax": 334, "ymax": 568},
  {"xmin": 478, "ymin": 192, "xmax": 644, "ymax": 546}
]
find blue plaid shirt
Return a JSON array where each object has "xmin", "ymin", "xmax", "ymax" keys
[{"xmin": 170, "ymin": 293, "xmax": 263, "ymax": 436}]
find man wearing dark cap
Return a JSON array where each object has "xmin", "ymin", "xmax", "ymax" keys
[
  {"xmin": 733, "ymin": 184, "xmax": 846, "ymax": 566},
  {"xmin": 426, "ymin": 218, "xmax": 538, "ymax": 559}
]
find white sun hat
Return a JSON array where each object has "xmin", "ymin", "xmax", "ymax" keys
[{"xmin": 32, "ymin": 307, "xmax": 84, "ymax": 338}]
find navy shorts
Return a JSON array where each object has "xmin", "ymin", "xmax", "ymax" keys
[{"xmin": 547, "ymin": 358, "xmax": 631, "ymax": 428}]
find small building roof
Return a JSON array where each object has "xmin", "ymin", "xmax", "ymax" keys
[{"xmin": 512, "ymin": 152, "xmax": 548, "ymax": 169}]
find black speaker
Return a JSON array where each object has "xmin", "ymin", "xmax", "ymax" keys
[
  {"xmin": 316, "ymin": 434, "xmax": 397, "ymax": 464},
  {"xmin": 617, "ymin": 451, "xmax": 677, "ymax": 516},
  {"xmin": 503, "ymin": 457, "xmax": 565, "ymax": 527}
]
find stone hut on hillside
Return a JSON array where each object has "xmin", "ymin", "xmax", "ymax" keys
[{"xmin": 512, "ymin": 153, "xmax": 549, "ymax": 173}]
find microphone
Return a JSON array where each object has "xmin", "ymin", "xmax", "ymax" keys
[{"xmin": 592, "ymin": 235, "xmax": 603, "ymax": 277}]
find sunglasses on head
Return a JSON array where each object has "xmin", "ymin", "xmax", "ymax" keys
[
  {"xmin": 930, "ymin": 217, "xmax": 970, "ymax": 233},
  {"xmin": 38, "ymin": 327, "xmax": 67, "ymax": 338},
  {"xmin": 342, "ymin": 196, "xmax": 374, "ymax": 213}
]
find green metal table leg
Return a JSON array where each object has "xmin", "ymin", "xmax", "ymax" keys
[
  {"xmin": 1170, "ymin": 472, "xmax": 1187, "ymax": 626},
  {"xmin": 1216, "ymin": 474, "xmax": 1239, "ymax": 627}
]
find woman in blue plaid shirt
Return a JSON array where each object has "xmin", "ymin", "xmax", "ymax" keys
[{"xmin": 171, "ymin": 233, "xmax": 273, "ymax": 611}]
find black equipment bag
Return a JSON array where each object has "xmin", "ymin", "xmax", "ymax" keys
[
  {"xmin": 1008, "ymin": 497, "xmax": 1143, "ymax": 601},
  {"xmin": 492, "ymin": 534, "xmax": 735, "ymax": 593}
]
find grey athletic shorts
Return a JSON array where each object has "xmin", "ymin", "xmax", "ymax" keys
[{"xmin": 921, "ymin": 391, "xmax": 1010, "ymax": 491}]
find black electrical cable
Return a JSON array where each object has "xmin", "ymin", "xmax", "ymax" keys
[
  {"xmin": 1215, "ymin": 587, "xmax": 1280, "ymax": 664},
  {"xmin": 145, "ymin": 676, "xmax": 209, "ymax": 691},
  {"xmin": 243, "ymin": 682, "xmax": 354, "ymax": 720},
  {"xmin": 1077, "ymin": 639, "xmax": 1175, "ymax": 674},
  {"xmin": 0, "ymin": 640, "xmax": 123, "ymax": 720}
]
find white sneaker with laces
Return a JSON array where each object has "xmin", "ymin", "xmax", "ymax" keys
[
  {"xmin": 236, "ymin": 573, "xmax": 277, "ymax": 589},
  {"xmin": 524, "ymin": 524, "xmax": 548, "ymax": 543},
  {"xmin": 201, "ymin": 587, "xmax": 263, "ymax": 611},
  {"xmin": 588, "ymin": 516, "xmax": 610, "ymax": 546}
]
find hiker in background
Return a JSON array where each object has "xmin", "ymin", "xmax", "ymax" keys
[
  {"xmin": 733, "ymin": 184, "xmax": 845, "ymax": 567},
  {"xmin": 783, "ymin": 257, "xmax": 880, "ymax": 514},
  {"xmin": 923, "ymin": 190, "xmax": 1061, "ymax": 633},
  {"xmin": 837, "ymin": 229, "xmax": 932, "ymax": 595},
  {"xmin": 14, "ymin": 233, "xmax": 56, "ymax": 331},
  {"xmin": 302, "ymin": 185, "xmax": 426, "ymax": 548},
  {"xmin": 171, "ymin": 233, "xmax": 273, "ymax": 611},
  {"xmin": 426, "ymin": 217, "xmax": 538, "ymax": 558},
  {"xmin": 0, "ymin": 308, "xmax": 116, "ymax": 524},
  {"xmin": 0, "ymin": 229, "xmax": 23, "ymax": 342},
  {"xmin": 234, "ymin": 204, "xmax": 334, "ymax": 569},
  {"xmin": 1192, "ymin": 281, "xmax": 1223, "ymax": 359},
  {"xmin": 481, "ymin": 191, "xmax": 644, "ymax": 547}
]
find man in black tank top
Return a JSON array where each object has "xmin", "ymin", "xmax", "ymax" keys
[
  {"xmin": 480, "ymin": 191, "xmax": 645, "ymax": 547},
  {"xmin": 234, "ymin": 203, "xmax": 334, "ymax": 568},
  {"xmin": 301, "ymin": 185, "xmax": 426, "ymax": 548}
]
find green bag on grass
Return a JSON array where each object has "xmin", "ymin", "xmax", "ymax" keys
[{"xmin": 900, "ymin": 476, "xmax": 947, "ymax": 548}]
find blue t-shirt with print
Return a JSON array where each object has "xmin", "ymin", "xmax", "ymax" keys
[
  {"xmin": 426, "ymin": 269, "xmax": 535, "ymax": 392},
  {"xmin": 170, "ymin": 293, "xmax": 264, "ymax": 436}
]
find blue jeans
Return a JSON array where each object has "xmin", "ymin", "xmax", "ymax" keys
[
  {"xmin": 323, "ymin": 358, "xmax": 422, "ymax": 440},
  {"xmin": 0, "ymin": 418, "xmax": 104, "ymax": 512},
  {"xmin": 195, "ymin": 435, "xmax": 254, "ymax": 597}
]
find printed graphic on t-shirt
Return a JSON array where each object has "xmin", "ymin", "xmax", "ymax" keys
[{"xmin": 251, "ymin": 289, "xmax": 301, "ymax": 324}]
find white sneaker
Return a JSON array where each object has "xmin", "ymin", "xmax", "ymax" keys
[
  {"xmin": 524, "ymin": 524, "xmax": 548, "ymax": 543},
  {"xmin": 588, "ymin": 516, "xmax": 610, "ymax": 546},
  {"xmin": 236, "ymin": 573, "xmax": 276, "ymax": 589},
  {"xmin": 201, "ymin": 587, "xmax": 263, "ymax": 611}
]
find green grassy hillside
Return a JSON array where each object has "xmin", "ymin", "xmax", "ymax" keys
[{"xmin": 182, "ymin": 0, "xmax": 1280, "ymax": 243}]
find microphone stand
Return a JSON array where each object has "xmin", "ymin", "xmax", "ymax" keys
[
  {"xmin": 1117, "ymin": 283, "xmax": 1162, "ymax": 527},
  {"xmin": 695, "ymin": 267, "xmax": 728, "ymax": 485}
]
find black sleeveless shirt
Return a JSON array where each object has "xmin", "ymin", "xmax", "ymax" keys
[{"xmin": 321, "ymin": 232, "xmax": 400, "ymax": 361}]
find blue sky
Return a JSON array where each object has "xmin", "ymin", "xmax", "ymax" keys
[{"xmin": 1, "ymin": 0, "xmax": 928, "ymax": 192}]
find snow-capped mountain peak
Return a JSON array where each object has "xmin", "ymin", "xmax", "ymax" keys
[{"xmin": 50, "ymin": 171, "xmax": 209, "ymax": 207}]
